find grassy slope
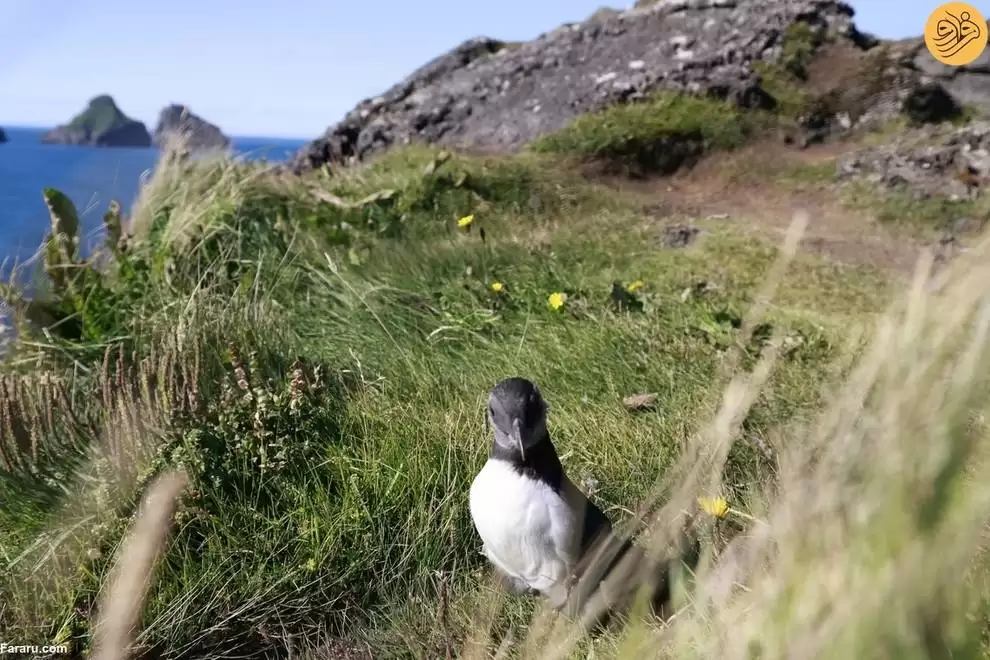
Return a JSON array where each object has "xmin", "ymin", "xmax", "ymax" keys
[{"xmin": 2, "ymin": 85, "xmax": 990, "ymax": 659}]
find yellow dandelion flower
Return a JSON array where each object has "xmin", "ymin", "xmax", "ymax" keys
[
  {"xmin": 491, "ymin": 281, "xmax": 505, "ymax": 293},
  {"xmin": 625, "ymin": 280, "xmax": 645, "ymax": 293},
  {"xmin": 697, "ymin": 495, "xmax": 729, "ymax": 519},
  {"xmin": 457, "ymin": 214, "xmax": 475, "ymax": 229},
  {"xmin": 548, "ymin": 292, "xmax": 567, "ymax": 311}
]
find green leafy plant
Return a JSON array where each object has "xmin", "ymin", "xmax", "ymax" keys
[
  {"xmin": 0, "ymin": 189, "xmax": 147, "ymax": 343},
  {"xmin": 158, "ymin": 348, "xmax": 340, "ymax": 500}
]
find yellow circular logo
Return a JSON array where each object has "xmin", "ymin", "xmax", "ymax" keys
[{"xmin": 925, "ymin": 2, "xmax": 988, "ymax": 66}]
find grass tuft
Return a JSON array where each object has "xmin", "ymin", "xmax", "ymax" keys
[{"xmin": 530, "ymin": 93, "xmax": 754, "ymax": 176}]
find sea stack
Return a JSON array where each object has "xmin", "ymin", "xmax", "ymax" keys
[
  {"xmin": 41, "ymin": 95, "xmax": 152, "ymax": 147},
  {"xmin": 153, "ymin": 104, "xmax": 230, "ymax": 151}
]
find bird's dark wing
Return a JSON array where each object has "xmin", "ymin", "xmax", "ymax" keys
[
  {"xmin": 579, "ymin": 496, "xmax": 613, "ymax": 556},
  {"xmin": 556, "ymin": 477, "xmax": 702, "ymax": 626},
  {"xmin": 560, "ymin": 476, "xmax": 614, "ymax": 558},
  {"xmin": 563, "ymin": 513, "xmax": 703, "ymax": 629}
]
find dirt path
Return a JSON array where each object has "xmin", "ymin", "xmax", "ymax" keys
[{"xmin": 594, "ymin": 141, "xmax": 935, "ymax": 278}]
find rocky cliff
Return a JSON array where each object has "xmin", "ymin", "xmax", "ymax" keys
[
  {"xmin": 289, "ymin": 0, "xmax": 990, "ymax": 175},
  {"xmin": 153, "ymin": 104, "xmax": 230, "ymax": 150},
  {"xmin": 833, "ymin": 27, "xmax": 990, "ymax": 214},
  {"xmin": 289, "ymin": 0, "xmax": 867, "ymax": 172},
  {"xmin": 41, "ymin": 95, "xmax": 152, "ymax": 148}
]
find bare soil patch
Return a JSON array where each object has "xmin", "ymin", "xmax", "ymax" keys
[{"xmin": 591, "ymin": 141, "xmax": 932, "ymax": 278}]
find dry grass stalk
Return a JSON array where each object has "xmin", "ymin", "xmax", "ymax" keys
[
  {"xmin": 0, "ymin": 335, "xmax": 204, "ymax": 478},
  {"xmin": 91, "ymin": 470, "xmax": 189, "ymax": 660}
]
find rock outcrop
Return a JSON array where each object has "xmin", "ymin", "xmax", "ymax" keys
[
  {"xmin": 899, "ymin": 27, "xmax": 990, "ymax": 110},
  {"xmin": 289, "ymin": 0, "xmax": 949, "ymax": 173},
  {"xmin": 837, "ymin": 121, "xmax": 990, "ymax": 202},
  {"xmin": 41, "ymin": 95, "xmax": 152, "ymax": 148},
  {"xmin": 830, "ymin": 22, "xmax": 990, "ymax": 209},
  {"xmin": 153, "ymin": 104, "xmax": 230, "ymax": 151},
  {"xmin": 0, "ymin": 128, "xmax": 7, "ymax": 144}
]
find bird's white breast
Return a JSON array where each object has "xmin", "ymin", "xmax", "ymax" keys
[{"xmin": 469, "ymin": 459, "xmax": 579, "ymax": 600}]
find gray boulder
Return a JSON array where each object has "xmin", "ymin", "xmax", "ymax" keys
[{"xmin": 903, "ymin": 22, "xmax": 990, "ymax": 111}]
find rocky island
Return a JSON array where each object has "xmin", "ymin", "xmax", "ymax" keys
[
  {"xmin": 153, "ymin": 104, "xmax": 230, "ymax": 151},
  {"xmin": 0, "ymin": 127, "xmax": 7, "ymax": 144},
  {"xmin": 41, "ymin": 95, "xmax": 152, "ymax": 147}
]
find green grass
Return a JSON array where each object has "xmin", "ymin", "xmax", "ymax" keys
[
  {"xmin": 840, "ymin": 182, "xmax": 990, "ymax": 235},
  {"xmin": 776, "ymin": 22, "xmax": 820, "ymax": 80},
  {"xmin": 3, "ymin": 141, "xmax": 990, "ymax": 659},
  {"xmin": 752, "ymin": 61, "xmax": 812, "ymax": 119},
  {"xmin": 717, "ymin": 155, "xmax": 838, "ymax": 192},
  {"xmin": 530, "ymin": 92, "xmax": 755, "ymax": 176},
  {"xmin": 749, "ymin": 22, "xmax": 822, "ymax": 121}
]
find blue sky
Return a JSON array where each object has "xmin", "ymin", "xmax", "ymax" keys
[{"xmin": 0, "ymin": 0, "xmax": 982, "ymax": 138}]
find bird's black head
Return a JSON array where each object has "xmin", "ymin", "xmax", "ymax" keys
[{"xmin": 487, "ymin": 377, "xmax": 550, "ymax": 462}]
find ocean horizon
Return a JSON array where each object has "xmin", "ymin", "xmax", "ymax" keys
[{"xmin": 0, "ymin": 126, "xmax": 308, "ymax": 281}]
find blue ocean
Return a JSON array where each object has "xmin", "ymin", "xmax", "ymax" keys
[{"xmin": 0, "ymin": 126, "xmax": 307, "ymax": 278}]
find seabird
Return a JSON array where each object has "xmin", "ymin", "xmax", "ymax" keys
[
  {"xmin": 468, "ymin": 377, "xmax": 613, "ymax": 607},
  {"xmin": 468, "ymin": 377, "xmax": 700, "ymax": 623}
]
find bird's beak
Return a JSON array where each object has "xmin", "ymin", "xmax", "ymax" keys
[{"xmin": 512, "ymin": 417, "xmax": 525, "ymax": 462}]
